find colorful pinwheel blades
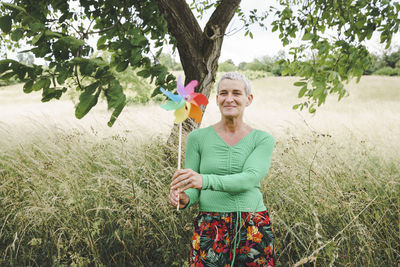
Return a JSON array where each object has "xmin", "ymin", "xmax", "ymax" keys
[{"xmin": 160, "ymin": 77, "xmax": 209, "ymax": 123}]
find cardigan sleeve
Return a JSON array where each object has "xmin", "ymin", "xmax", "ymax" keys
[
  {"xmin": 182, "ymin": 131, "xmax": 201, "ymax": 209},
  {"xmin": 201, "ymin": 133, "xmax": 275, "ymax": 193}
]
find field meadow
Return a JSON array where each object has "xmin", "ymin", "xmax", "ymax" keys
[{"xmin": 0, "ymin": 75, "xmax": 399, "ymax": 266}]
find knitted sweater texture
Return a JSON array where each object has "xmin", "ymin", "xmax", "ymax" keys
[{"xmin": 184, "ymin": 126, "xmax": 275, "ymax": 212}]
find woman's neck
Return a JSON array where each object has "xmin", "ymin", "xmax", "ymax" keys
[{"xmin": 217, "ymin": 117, "xmax": 248, "ymax": 134}]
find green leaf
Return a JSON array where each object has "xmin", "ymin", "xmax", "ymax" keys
[
  {"xmin": 70, "ymin": 57, "xmax": 89, "ymax": 64},
  {"xmin": 298, "ymin": 86, "xmax": 307, "ymax": 98},
  {"xmin": 105, "ymin": 79, "xmax": 125, "ymax": 108},
  {"xmin": 129, "ymin": 51, "xmax": 142, "ymax": 66},
  {"xmin": 11, "ymin": 28, "xmax": 24, "ymax": 41},
  {"xmin": 0, "ymin": 15, "xmax": 12, "ymax": 33},
  {"xmin": 75, "ymin": 84, "xmax": 101, "ymax": 119},
  {"xmin": 57, "ymin": 71, "xmax": 69, "ymax": 85},
  {"xmin": 31, "ymin": 32, "xmax": 43, "ymax": 45},
  {"xmin": 0, "ymin": 71, "xmax": 15, "ymax": 80},
  {"xmin": 105, "ymin": 79, "xmax": 126, "ymax": 127},
  {"xmin": 80, "ymin": 62, "xmax": 97, "ymax": 76},
  {"xmin": 294, "ymin": 81, "xmax": 307, "ymax": 87},
  {"xmin": 302, "ymin": 33, "xmax": 314, "ymax": 41},
  {"xmin": 0, "ymin": 60, "xmax": 11, "ymax": 74},
  {"xmin": 85, "ymin": 82, "xmax": 99, "ymax": 95},
  {"xmin": 151, "ymin": 86, "xmax": 162, "ymax": 97},
  {"xmin": 283, "ymin": 38, "xmax": 289, "ymax": 46},
  {"xmin": 1, "ymin": 2, "xmax": 27, "ymax": 13},
  {"xmin": 355, "ymin": 19, "xmax": 365, "ymax": 29},
  {"xmin": 16, "ymin": 68, "xmax": 26, "ymax": 80},
  {"xmin": 41, "ymin": 89, "xmax": 64, "ymax": 102},
  {"xmin": 97, "ymin": 36, "xmax": 107, "ymax": 49},
  {"xmin": 115, "ymin": 61, "xmax": 129, "ymax": 72},
  {"xmin": 23, "ymin": 80, "xmax": 34, "ymax": 93},
  {"xmin": 107, "ymin": 101, "xmax": 125, "ymax": 127},
  {"xmin": 137, "ymin": 69, "xmax": 150, "ymax": 78},
  {"xmin": 31, "ymin": 22, "xmax": 44, "ymax": 32},
  {"xmin": 32, "ymin": 78, "xmax": 51, "ymax": 91},
  {"xmin": 313, "ymin": 85, "xmax": 325, "ymax": 98},
  {"xmin": 44, "ymin": 30, "xmax": 63, "ymax": 38},
  {"xmin": 60, "ymin": 36, "xmax": 85, "ymax": 48},
  {"xmin": 89, "ymin": 57, "xmax": 107, "ymax": 68}
]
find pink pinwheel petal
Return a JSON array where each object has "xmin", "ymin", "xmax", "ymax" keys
[
  {"xmin": 177, "ymin": 76, "xmax": 186, "ymax": 97},
  {"xmin": 189, "ymin": 93, "xmax": 208, "ymax": 107},
  {"xmin": 184, "ymin": 80, "xmax": 198, "ymax": 96}
]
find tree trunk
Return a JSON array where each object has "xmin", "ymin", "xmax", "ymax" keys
[{"xmin": 157, "ymin": 0, "xmax": 241, "ymax": 146}]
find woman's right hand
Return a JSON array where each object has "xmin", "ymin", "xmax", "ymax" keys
[{"xmin": 169, "ymin": 188, "xmax": 189, "ymax": 209}]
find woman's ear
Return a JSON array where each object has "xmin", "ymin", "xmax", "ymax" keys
[{"xmin": 246, "ymin": 94, "xmax": 253, "ymax": 106}]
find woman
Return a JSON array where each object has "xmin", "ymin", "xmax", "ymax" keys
[{"xmin": 169, "ymin": 72, "xmax": 275, "ymax": 267}]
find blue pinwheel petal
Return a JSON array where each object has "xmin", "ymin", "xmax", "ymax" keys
[{"xmin": 160, "ymin": 87, "xmax": 182, "ymax": 103}]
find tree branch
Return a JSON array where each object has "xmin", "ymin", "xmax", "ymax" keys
[
  {"xmin": 204, "ymin": 0, "xmax": 241, "ymax": 40},
  {"xmin": 198, "ymin": 0, "xmax": 241, "ymax": 95},
  {"xmin": 156, "ymin": 0, "xmax": 202, "ymax": 49},
  {"xmin": 156, "ymin": 0, "xmax": 204, "ymax": 76},
  {"xmin": 89, "ymin": 24, "xmax": 117, "ymax": 35}
]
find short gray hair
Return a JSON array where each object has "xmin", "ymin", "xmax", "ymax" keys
[{"xmin": 217, "ymin": 72, "xmax": 252, "ymax": 95}]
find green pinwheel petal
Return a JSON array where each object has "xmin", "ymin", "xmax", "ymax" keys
[{"xmin": 161, "ymin": 99, "xmax": 186, "ymax": 111}]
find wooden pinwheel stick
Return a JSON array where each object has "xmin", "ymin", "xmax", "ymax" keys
[
  {"xmin": 177, "ymin": 122, "xmax": 182, "ymax": 211},
  {"xmin": 158, "ymin": 79, "xmax": 208, "ymax": 211}
]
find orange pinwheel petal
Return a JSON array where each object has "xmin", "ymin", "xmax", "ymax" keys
[{"xmin": 189, "ymin": 104, "xmax": 203, "ymax": 123}]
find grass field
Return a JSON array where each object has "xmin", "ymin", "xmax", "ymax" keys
[{"xmin": 0, "ymin": 75, "xmax": 399, "ymax": 266}]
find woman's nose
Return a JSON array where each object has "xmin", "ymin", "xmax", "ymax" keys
[{"xmin": 226, "ymin": 93, "xmax": 234, "ymax": 102}]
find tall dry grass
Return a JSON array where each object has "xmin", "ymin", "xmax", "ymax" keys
[{"xmin": 0, "ymin": 75, "xmax": 399, "ymax": 266}]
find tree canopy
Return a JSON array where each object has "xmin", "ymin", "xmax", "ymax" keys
[{"xmin": 0, "ymin": 0, "xmax": 399, "ymax": 125}]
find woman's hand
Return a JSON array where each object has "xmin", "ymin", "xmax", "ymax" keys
[
  {"xmin": 170, "ymin": 169, "xmax": 203, "ymax": 192},
  {"xmin": 169, "ymin": 188, "xmax": 189, "ymax": 209}
]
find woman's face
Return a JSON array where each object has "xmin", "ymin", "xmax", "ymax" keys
[{"xmin": 216, "ymin": 79, "xmax": 253, "ymax": 119}]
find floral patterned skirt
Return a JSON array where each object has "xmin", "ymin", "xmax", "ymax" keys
[{"xmin": 190, "ymin": 210, "xmax": 274, "ymax": 267}]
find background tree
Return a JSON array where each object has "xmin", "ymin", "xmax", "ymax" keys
[
  {"xmin": 383, "ymin": 50, "xmax": 400, "ymax": 68},
  {"xmin": 158, "ymin": 53, "xmax": 182, "ymax": 71},
  {"xmin": 363, "ymin": 48, "xmax": 400, "ymax": 75},
  {"xmin": 0, "ymin": 0, "xmax": 399, "ymax": 127},
  {"xmin": 218, "ymin": 59, "xmax": 237, "ymax": 72}
]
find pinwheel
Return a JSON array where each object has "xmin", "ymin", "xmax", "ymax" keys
[
  {"xmin": 160, "ymin": 76, "xmax": 208, "ymax": 123},
  {"xmin": 160, "ymin": 76, "xmax": 209, "ymax": 210}
]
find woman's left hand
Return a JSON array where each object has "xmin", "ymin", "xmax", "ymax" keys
[{"xmin": 170, "ymin": 169, "xmax": 203, "ymax": 191}]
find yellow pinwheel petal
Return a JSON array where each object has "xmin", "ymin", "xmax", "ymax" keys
[{"xmin": 174, "ymin": 102, "xmax": 191, "ymax": 123}]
